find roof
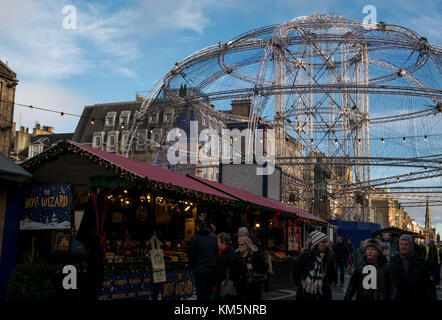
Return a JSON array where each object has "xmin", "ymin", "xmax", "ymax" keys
[
  {"xmin": 21, "ymin": 140, "xmax": 326, "ymax": 224},
  {"xmin": 188, "ymin": 175, "xmax": 327, "ymax": 224},
  {"xmin": 31, "ymin": 133, "xmax": 73, "ymax": 145},
  {"xmin": 0, "ymin": 152, "xmax": 32, "ymax": 183}
]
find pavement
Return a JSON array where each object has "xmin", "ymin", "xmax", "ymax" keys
[{"xmin": 262, "ymin": 270, "xmax": 442, "ymax": 300}]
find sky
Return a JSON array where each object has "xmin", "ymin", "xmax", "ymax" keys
[{"xmin": 1, "ymin": 0, "xmax": 441, "ymax": 237}]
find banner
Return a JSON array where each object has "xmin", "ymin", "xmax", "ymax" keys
[
  {"xmin": 20, "ymin": 184, "xmax": 71, "ymax": 230},
  {"xmin": 96, "ymin": 270, "xmax": 194, "ymax": 300}
]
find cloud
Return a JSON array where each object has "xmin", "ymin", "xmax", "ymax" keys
[
  {"xmin": 0, "ymin": 0, "xmax": 241, "ymax": 81},
  {"xmin": 13, "ymin": 81, "xmax": 91, "ymax": 133}
]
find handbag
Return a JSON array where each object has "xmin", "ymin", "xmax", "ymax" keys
[{"xmin": 220, "ymin": 272, "xmax": 237, "ymax": 298}]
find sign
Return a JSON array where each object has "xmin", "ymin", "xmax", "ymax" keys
[
  {"xmin": 21, "ymin": 184, "xmax": 72, "ymax": 230},
  {"xmin": 96, "ymin": 270, "xmax": 194, "ymax": 301}
]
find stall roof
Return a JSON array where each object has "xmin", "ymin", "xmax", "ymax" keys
[
  {"xmin": 188, "ymin": 175, "xmax": 327, "ymax": 224},
  {"xmin": 0, "ymin": 152, "xmax": 32, "ymax": 183},
  {"xmin": 68, "ymin": 141, "xmax": 236, "ymax": 201}
]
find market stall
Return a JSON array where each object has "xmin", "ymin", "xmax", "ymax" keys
[{"xmin": 18, "ymin": 141, "xmax": 241, "ymax": 300}]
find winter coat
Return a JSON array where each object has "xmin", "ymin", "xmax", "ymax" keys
[
  {"xmin": 231, "ymin": 249, "xmax": 268, "ymax": 300},
  {"xmin": 292, "ymin": 251, "xmax": 337, "ymax": 300},
  {"xmin": 389, "ymin": 251, "xmax": 437, "ymax": 300},
  {"xmin": 187, "ymin": 226, "xmax": 218, "ymax": 275},
  {"xmin": 353, "ymin": 247, "xmax": 365, "ymax": 267},
  {"xmin": 211, "ymin": 245, "xmax": 236, "ymax": 291},
  {"xmin": 344, "ymin": 254, "xmax": 398, "ymax": 300},
  {"xmin": 333, "ymin": 242, "xmax": 349, "ymax": 263},
  {"xmin": 346, "ymin": 242, "xmax": 355, "ymax": 256}
]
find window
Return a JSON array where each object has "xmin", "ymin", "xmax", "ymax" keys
[
  {"xmin": 163, "ymin": 112, "xmax": 173, "ymax": 122},
  {"xmin": 29, "ymin": 144, "xmax": 42, "ymax": 158},
  {"xmin": 106, "ymin": 131, "xmax": 119, "ymax": 152},
  {"xmin": 92, "ymin": 132, "xmax": 105, "ymax": 148},
  {"xmin": 202, "ymin": 117, "xmax": 207, "ymax": 127},
  {"xmin": 120, "ymin": 130, "xmax": 129, "ymax": 152},
  {"xmin": 105, "ymin": 112, "xmax": 116, "ymax": 126},
  {"xmin": 153, "ymin": 133, "xmax": 160, "ymax": 143},
  {"xmin": 135, "ymin": 129, "xmax": 147, "ymax": 152},
  {"xmin": 148, "ymin": 113, "xmax": 158, "ymax": 124},
  {"xmin": 119, "ymin": 111, "xmax": 131, "ymax": 125}
]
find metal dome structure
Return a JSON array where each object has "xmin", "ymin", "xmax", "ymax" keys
[{"xmin": 124, "ymin": 13, "xmax": 442, "ymax": 222}]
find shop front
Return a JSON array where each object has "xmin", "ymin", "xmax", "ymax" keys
[{"xmin": 18, "ymin": 141, "xmax": 240, "ymax": 300}]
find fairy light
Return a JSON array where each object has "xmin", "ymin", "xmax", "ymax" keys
[{"xmin": 60, "ymin": 112, "xmax": 64, "ymax": 118}]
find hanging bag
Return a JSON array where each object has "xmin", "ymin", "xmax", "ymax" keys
[{"xmin": 220, "ymin": 271, "xmax": 237, "ymax": 298}]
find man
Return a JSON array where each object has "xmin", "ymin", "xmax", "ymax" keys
[
  {"xmin": 389, "ymin": 234, "xmax": 436, "ymax": 300},
  {"xmin": 188, "ymin": 220, "xmax": 218, "ymax": 300},
  {"xmin": 333, "ymin": 236, "xmax": 349, "ymax": 286},
  {"xmin": 293, "ymin": 231, "xmax": 336, "ymax": 300},
  {"xmin": 345, "ymin": 238, "xmax": 355, "ymax": 267},
  {"xmin": 353, "ymin": 241, "xmax": 365, "ymax": 267},
  {"xmin": 425, "ymin": 240, "xmax": 441, "ymax": 289}
]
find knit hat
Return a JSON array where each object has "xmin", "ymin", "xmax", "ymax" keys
[
  {"xmin": 364, "ymin": 238, "xmax": 382, "ymax": 253},
  {"xmin": 309, "ymin": 230, "xmax": 328, "ymax": 249}
]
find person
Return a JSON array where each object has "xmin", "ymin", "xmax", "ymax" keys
[
  {"xmin": 231, "ymin": 236, "xmax": 268, "ymax": 300},
  {"xmin": 346, "ymin": 238, "xmax": 355, "ymax": 267},
  {"xmin": 425, "ymin": 240, "xmax": 441, "ymax": 288},
  {"xmin": 333, "ymin": 236, "xmax": 349, "ymax": 286},
  {"xmin": 344, "ymin": 238, "xmax": 398, "ymax": 300},
  {"xmin": 211, "ymin": 233, "xmax": 236, "ymax": 300},
  {"xmin": 187, "ymin": 220, "xmax": 218, "ymax": 300},
  {"xmin": 353, "ymin": 241, "xmax": 365, "ymax": 267},
  {"xmin": 293, "ymin": 231, "xmax": 336, "ymax": 300},
  {"xmin": 389, "ymin": 234, "xmax": 437, "ymax": 300}
]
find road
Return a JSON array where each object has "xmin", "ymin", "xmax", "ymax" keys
[{"xmin": 263, "ymin": 271, "xmax": 442, "ymax": 300}]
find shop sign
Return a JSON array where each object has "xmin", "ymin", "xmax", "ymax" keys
[{"xmin": 20, "ymin": 184, "xmax": 72, "ymax": 230}]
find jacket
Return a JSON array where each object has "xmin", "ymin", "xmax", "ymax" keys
[
  {"xmin": 344, "ymin": 254, "xmax": 398, "ymax": 300},
  {"xmin": 425, "ymin": 247, "xmax": 441, "ymax": 266},
  {"xmin": 187, "ymin": 226, "xmax": 218, "ymax": 275},
  {"xmin": 231, "ymin": 249, "xmax": 268, "ymax": 300},
  {"xmin": 292, "ymin": 251, "xmax": 337, "ymax": 300},
  {"xmin": 353, "ymin": 247, "xmax": 365, "ymax": 267},
  {"xmin": 211, "ymin": 245, "xmax": 236, "ymax": 290},
  {"xmin": 333, "ymin": 242, "xmax": 349, "ymax": 262},
  {"xmin": 389, "ymin": 251, "xmax": 437, "ymax": 300}
]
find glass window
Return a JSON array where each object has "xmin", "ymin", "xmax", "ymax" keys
[
  {"xmin": 105, "ymin": 112, "xmax": 116, "ymax": 126},
  {"xmin": 119, "ymin": 111, "xmax": 131, "ymax": 125},
  {"xmin": 106, "ymin": 131, "xmax": 118, "ymax": 152},
  {"xmin": 92, "ymin": 132, "xmax": 104, "ymax": 148}
]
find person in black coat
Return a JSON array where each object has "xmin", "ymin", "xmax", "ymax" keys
[
  {"xmin": 389, "ymin": 234, "xmax": 437, "ymax": 300},
  {"xmin": 187, "ymin": 220, "xmax": 218, "ymax": 300},
  {"xmin": 345, "ymin": 238, "xmax": 399, "ymax": 300},
  {"xmin": 77, "ymin": 191, "xmax": 113, "ymax": 301},
  {"xmin": 333, "ymin": 236, "xmax": 349, "ymax": 286},
  {"xmin": 211, "ymin": 232, "xmax": 236, "ymax": 300},
  {"xmin": 231, "ymin": 236, "xmax": 268, "ymax": 300},
  {"xmin": 293, "ymin": 231, "xmax": 336, "ymax": 300}
]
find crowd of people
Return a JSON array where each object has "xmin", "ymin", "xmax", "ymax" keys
[
  {"xmin": 293, "ymin": 231, "xmax": 441, "ymax": 301},
  {"xmin": 187, "ymin": 220, "xmax": 441, "ymax": 301},
  {"xmin": 187, "ymin": 221, "xmax": 269, "ymax": 301}
]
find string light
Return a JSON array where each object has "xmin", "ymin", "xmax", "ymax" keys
[
  {"xmin": 381, "ymin": 138, "xmax": 384, "ymax": 143},
  {"xmin": 60, "ymin": 112, "xmax": 64, "ymax": 118},
  {"xmin": 402, "ymin": 137, "xmax": 406, "ymax": 142},
  {"xmin": 424, "ymin": 136, "xmax": 427, "ymax": 141},
  {"xmin": 91, "ymin": 118, "xmax": 95, "ymax": 125}
]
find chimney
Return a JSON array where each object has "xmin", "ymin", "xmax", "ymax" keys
[
  {"xmin": 26, "ymin": 127, "xmax": 29, "ymax": 134},
  {"xmin": 231, "ymin": 97, "xmax": 252, "ymax": 117},
  {"xmin": 35, "ymin": 123, "xmax": 40, "ymax": 130}
]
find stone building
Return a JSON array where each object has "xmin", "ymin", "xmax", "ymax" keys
[{"xmin": 0, "ymin": 60, "xmax": 18, "ymax": 157}]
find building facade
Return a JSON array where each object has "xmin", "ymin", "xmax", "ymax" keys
[{"xmin": 0, "ymin": 60, "xmax": 18, "ymax": 157}]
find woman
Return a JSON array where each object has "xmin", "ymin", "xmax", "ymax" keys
[
  {"xmin": 344, "ymin": 238, "xmax": 397, "ymax": 300},
  {"xmin": 211, "ymin": 232, "xmax": 236, "ymax": 300},
  {"xmin": 293, "ymin": 230, "xmax": 336, "ymax": 300},
  {"xmin": 232, "ymin": 236, "xmax": 268, "ymax": 300}
]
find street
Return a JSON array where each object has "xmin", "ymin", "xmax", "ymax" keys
[{"xmin": 263, "ymin": 271, "xmax": 442, "ymax": 300}]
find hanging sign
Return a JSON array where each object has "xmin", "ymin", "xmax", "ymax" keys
[
  {"xmin": 149, "ymin": 235, "xmax": 166, "ymax": 283},
  {"xmin": 20, "ymin": 184, "xmax": 71, "ymax": 230}
]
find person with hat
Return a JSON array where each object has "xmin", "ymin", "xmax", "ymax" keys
[
  {"xmin": 424, "ymin": 240, "xmax": 441, "ymax": 288},
  {"xmin": 333, "ymin": 236, "xmax": 349, "ymax": 286},
  {"xmin": 293, "ymin": 230, "xmax": 336, "ymax": 300},
  {"xmin": 389, "ymin": 234, "xmax": 437, "ymax": 300},
  {"xmin": 344, "ymin": 238, "xmax": 398, "ymax": 300}
]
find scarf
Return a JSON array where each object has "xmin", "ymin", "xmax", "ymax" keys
[{"xmin": 302, "ymin": 253, "xmax": 325, "ymax": 295}]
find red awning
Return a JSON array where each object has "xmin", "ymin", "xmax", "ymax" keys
[
  {"xmin": 188, "ymin": 175, "xmax": 327, "ymax": 224},
  {"xmin": 69, "ymin": 141, "xmax": 235, "ymax": 200}
]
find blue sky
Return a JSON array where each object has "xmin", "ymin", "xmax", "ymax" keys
[{"xmin": 1, "ymin": 0, "xmax": 441, "ymax": 236}]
